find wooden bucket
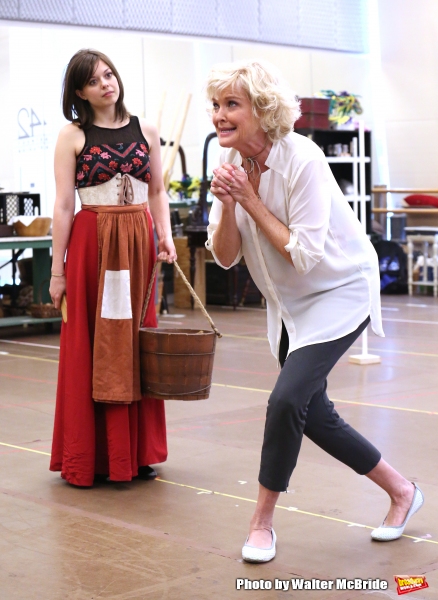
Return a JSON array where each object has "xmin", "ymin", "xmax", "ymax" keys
[
  {"xmin": 139, "ymin": 261, "xmax": 221, "ymax": 401},
  {"xmin": 140, "ymin": 328, "xmax": 216, "ymax": 400}
]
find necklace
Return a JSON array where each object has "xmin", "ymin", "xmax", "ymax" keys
[{"xmin": 240, "ymin": 141, "xmax": 268, "ymax": 181}]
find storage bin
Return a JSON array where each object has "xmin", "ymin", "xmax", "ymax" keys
[{"xmin": 295, "ymin": 97, "xmax": 331, "ymax": 130}]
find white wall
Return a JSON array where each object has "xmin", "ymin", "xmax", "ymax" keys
[
  {"xmin": 0, "ymin": 28, "xmax": 13, "ymax": 194},
  {"xmin": 378, "ymin": 0, "xmax": 438, "ymax": 194},
  {"xmin": 0, "ymin": 23, "xmax": 373, "ymax": 218},
  {"xmin": 3, "ymin": 6, "xmax": 438, "ymax": 216}
]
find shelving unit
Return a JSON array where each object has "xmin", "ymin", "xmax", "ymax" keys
[
  {"xmin": 0, "ymin": 235, "xmax": 60, "ymax": 329},
  {"xmin": 326, "ymin": 156, "xmax": 371, "ymax": 163},
  {"xmin": 295, "ymin": 125, "xmax": 372, "ymax": 232}
]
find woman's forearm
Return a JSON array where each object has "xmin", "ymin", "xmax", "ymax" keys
[
  {"xmin": 213, "ymin": 165, "xmax": 293, "ymax": 266},
  {"xmin": 148, "ymin": 190, "xmax": 173, "ymax": 242},
  {"xmin": 244, "ymin": 197, "xmax": 293, "ymax": 266},
  {"xmin": 213, "ymin": 203, "xmax": 242, "ymax": 268},
  {"xmin": 51, "ymin": 203, "xmax": 75, "ymax": 273}
]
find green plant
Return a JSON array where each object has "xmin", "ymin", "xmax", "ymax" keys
[
  {"xmin": 168, "ymin": 175, "xmax": 201, "ymax": 199},
  {"xmin": 318, "ymin": 90, "xmax": 363, "ymax": 125}
]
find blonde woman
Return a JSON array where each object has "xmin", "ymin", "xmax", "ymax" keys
[{"xmin": 205, "ymin": 61, "xmax": 423, "ymax": 562}]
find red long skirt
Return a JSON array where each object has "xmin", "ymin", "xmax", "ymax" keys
[{"xmin": 50, "ymin": 210, "xmax": 167, "ymax": 486}]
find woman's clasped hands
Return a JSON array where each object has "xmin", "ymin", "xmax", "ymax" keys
[{"xmin": 211, "ymin": 163, "xmax": 259, "ymax": 210}]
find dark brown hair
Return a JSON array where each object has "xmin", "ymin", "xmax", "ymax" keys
[{"xmin": 62, "ymin": 49, "xmax": 129, "ymax": 129}]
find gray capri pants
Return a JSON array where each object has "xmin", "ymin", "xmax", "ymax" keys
[{"xmin": 259, "ymin": 317, "xmax": 381, "ymax": 492}]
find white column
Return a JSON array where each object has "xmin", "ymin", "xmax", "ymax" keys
[{"xmin": 349, "ymin": 120, "xmax": 381, "ymax": 365}]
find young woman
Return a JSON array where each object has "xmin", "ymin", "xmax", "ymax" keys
[
  {"xmin": 206, "ymin": 60, "xmax": 424, "ymax": 562},
  {"xmin": 49, "ymin": 49, "xmax": 176, "ymax": 487}
]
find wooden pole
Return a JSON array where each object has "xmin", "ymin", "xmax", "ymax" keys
[
  {"xmin": 156, "ymin": 91, "xmax": 166, "ymax": 136},
  {"xmin": 161, "ymin": 92, "xmax": 183, "ymax": 169},
  {"xmin": 163, "ymin": 93, "xmax": 192, "ymax": 190}
]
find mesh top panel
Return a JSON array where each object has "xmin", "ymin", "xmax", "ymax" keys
[
  {"xmin": 21, "ymin": 0, "xmax": 73, "ymax": 23},
  {"xmin": 172, "ymin": 0, "xmax": 217, "ymax": 36},
  {"xmin": 259, "ymin": 0, "xmax": 300, "ymax": 45},
  {"xmin": 125, "ymin": 0, "xmax": 172, "ymax": 32},
  {"xmin": 0, "ymin": 0, "xmax": 18, "ymax": 19},
  {"xmin": 74, "ymin": 0, "xmax": 124, "ymax": 28},
  {"xmin": 2, "ymin": 0, "xmax": 368, "ymax": 53},
  {"xmin": 217, "ymin": 0, "xmax": 259, "ymax": 41}
]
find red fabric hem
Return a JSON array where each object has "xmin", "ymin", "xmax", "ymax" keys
[{"xmin": 50, "ymin": 209, "xmax": 167, "ymax": 486}]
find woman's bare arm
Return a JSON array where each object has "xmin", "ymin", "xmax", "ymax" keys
[
  {"xmin": 210, "ymin": 169, "xmax": 242, "ymax": 267},
  {"xmin": 139, "ymin": 120, "xmax": 176, "ymax": 263},
  {"xmin": 49, "ymin": 124, "xmax": 83, "ymax": 308}
]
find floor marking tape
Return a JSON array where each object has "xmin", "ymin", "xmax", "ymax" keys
[
  {"xmin": 2, "ymin": 337, "xmax": 438, "ymax": 360},
  {"xmin": 156, "ymin": 478, "xmax": 435, "ymax": 544},
  {"xmin": 383, "ymin": 317, "xmax": 438, "ymax": 325},
  {"xmin": 1, "ymin": 356, "xmax": 437, "ymax": 415},
  {"xmin": 222, "ymin": 334, "xmax": 438, "ymax": 358},
  {"xmin": 404, "ymin": 304, "xmax": 429, "ymax": 308},
  {"xmin": 0, "ymin": 339, "xmax": 60, "ymax": 349},
  {"xmin": 0, "ymin": 353, "xmax": 434, "ymax": 415},
  {"xmin": 0, "ymin": 372, "xmax": 57, "ymax": 384},
  {"xmin": 0, "ymin": 441, "xmax": 50, "ymax": 455},
  {"xmin": 212, "ymin": 383, "xmax": 438, "ymax": 415},
  {"xmin": 327, "ymin": 399, "xmax": 438, "ymax": 416},
  {"xmin": 222, "ymin": 333, "xmax": 268, "ymax": 341},
  {"xmin": 370, "ymin": 347, "xmax": 438, "ymax": 358},
  {"xmin": 1, "ymin": 442, "xmax": 433, "ymax": 544},
  {"xmin": 0, "ymin": 351, "xmax": 59, "ymax": 363}
]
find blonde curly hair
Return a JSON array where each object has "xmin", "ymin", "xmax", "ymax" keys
[{"xmin": 205, "ymin": 60, "xmax": 301, "ymax": 141}]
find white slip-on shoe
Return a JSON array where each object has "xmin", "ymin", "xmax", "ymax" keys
[
  {"xmin": 371, "ymin": 483, "xmax": 424, "ymax": 542},
  {"xmin": 242, "ymin": 529, "xmax": 276, "ymax": 563}
]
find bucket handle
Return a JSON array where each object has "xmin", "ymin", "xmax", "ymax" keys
[{"xmin": 141, "ymin": 260, "xmax": 222, "ymax": 338}]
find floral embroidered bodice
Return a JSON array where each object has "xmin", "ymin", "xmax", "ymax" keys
[{"xmin": 76, "ymin": 116, "xmax": 151, "ymax": 188}]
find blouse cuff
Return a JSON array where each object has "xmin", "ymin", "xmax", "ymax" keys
[
  {"xmin": 284, "ymin": 229, "xmax": 324, "ymax": 275},
  {"xmin": 205, "ymin": 230, "xmax": 242, "ymax": 270}
]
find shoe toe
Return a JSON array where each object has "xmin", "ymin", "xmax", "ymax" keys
[
  {"xmin": 371, "ymin": 525, "xmax": 403, "ymax": 542},
  {"xmin": 137, "ymin": 466, "xmax": 158, "ymax": 480},
  {"xmin": 242, "ymin": 529, "xmax": 276, "ymax": 563},
  {"xmin": 371, "ymin": 484, "xmax": 424, "ymax": 542}
]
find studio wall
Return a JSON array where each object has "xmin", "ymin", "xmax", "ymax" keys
[
  {"xmin": 0, "ymin": 24, "xmax": 373, "ymax": 217},
  {"xmin": 378, "ymin": 0, "xmax": 438, "ymax": 191},
  {"xmin": 1, "ymin": 1, "xmax": 437, "ymax": 218}
]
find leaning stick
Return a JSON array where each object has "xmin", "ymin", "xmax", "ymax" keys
[
  {"xmin": 156, "ymin": 91, "xmax": 166, "ymax": 136},
  {"xmin": 163, "ymin": 93, "xmax": 192, "ymax": 190},
  {"xmin": 161, "ymin": 92, "xmax": 183, "ymax": 168}
]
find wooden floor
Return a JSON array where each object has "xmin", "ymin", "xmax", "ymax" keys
[{"xmin": 0, "ymin": 295, "xmax": 437, "ymax": 599}]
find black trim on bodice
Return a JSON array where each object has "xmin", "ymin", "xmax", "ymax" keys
[{"xmin": 76, "ymin": 116, "xmax": 151, "ymax": 188}]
